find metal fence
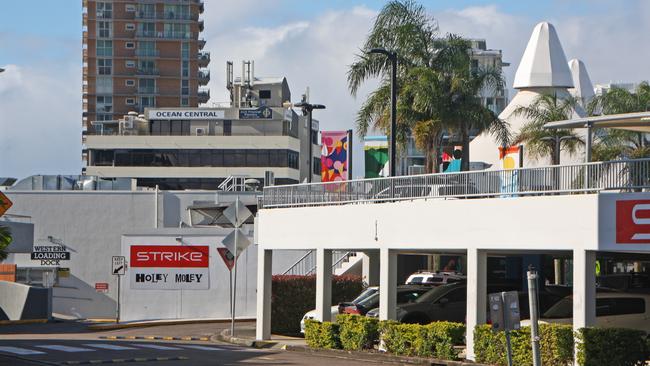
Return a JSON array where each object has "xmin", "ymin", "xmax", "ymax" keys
[
  {"xmin": 262, "ymin": 158, "xmax": 650, "ymax": 209},
  {"xmin": 283, "ymin": 250, "xmax": 354, "ymax": 276}
]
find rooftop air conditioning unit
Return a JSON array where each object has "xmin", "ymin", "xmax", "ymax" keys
[
  {"xmin": 195, "ymin": 127, "xmax": 206, "ymax": 136},
  {"xmin": 122, "ymin": 115, "xmax": 134, "ymax": 129}
]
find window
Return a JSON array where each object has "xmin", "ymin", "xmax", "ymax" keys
[
  {"xmin": 181, "ymin": 79, "xmax": 189, "ymax": 95},
  {"xmin": 125, "ymin": 42, "xmax": 135, "ymax": 49},
  {"xmin": 259, "ymin": 90, "xmax": 271, "ymax": 99},
  {"xmin": 97, "ymin": 2, "xmax": 112, "ymax": 19},
  {"xmin": 96, "ymin": 77, "xmax": 113, "ymax": 93},
  {"xmin": 137, "ymin": 4, "xmax": 155, "ymax": 19},
  {"xmin": 164, "ymin": 4, "xmax": 190, "ymax": 20},
  {"xmin": 96, "ymin": 113, "xmax": 113, "ymax": 121},
  {"xmin": 223, "ymin": 120, "xmax": 231, "ymax": 136},
  {"xmin": 126, "ymin": 98, "xmax": 135, "ymax": 105},
  {"xmin": 97, "ymin": 21, "xmax": 112, "ymax": 38},
  {"xmin": 312, "ymin": 157, "xmax": 320, "ymax": 175},
  {"xmin": 125, "ymin": 79, "xmax": 135, "ymax": 87},
  {"xmin": 138, "ymin": 78, "xmax": 155, "ymax": 93},
  {"xmin": 181, "ymin": 97, "xmax": 189, "ymax": 106},
  {"xmin": 181, "ymin": 60, "xmax": 189, "ymax": 77},
  {"xmin": 96, "ymin": 96, "xmax": 113, "ymax": 113},
  {"xmin": 125, "ymin": 23, "xmax": 135, "ymax": 31},
  {"xmin": 96, "ymin": 40, "xmax": 112, "ymax": 57},
  {"xmin": 138, "ymin": 60, "xmax": 156, "ymax": 74},
  {"xmin": 140, "ymin": 96, "xmax": 155, "ymax": 108},
  {"xmin": 164, "ymin": 23, "xmax": 190, "ymax": 38},
  {"xmin": 138, "ymin": 41, "xmax": 157, "ymax": 57},
  {"xmin": 97, "ymin": 59, "xmax": 112, "ymax": 75},
  {"xmin": 138, "ymin": 22, "xmax": 155, "ymax": 37},
  {"xmin": 125, "ymin": 60, "xmax": 135, "ymax": 68},
  {"xmin": 125, "ymin": 4, "xmax": 136, "ymax": 12},
  {"xmin": 181, "ymin": 42, "xmax": 190, "ymax": 59}
]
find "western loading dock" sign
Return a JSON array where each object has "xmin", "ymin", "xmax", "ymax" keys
[
  {"xmin": 31, "ymin": 245, "xmax": 71, "ymax": 266},
  {"xmin": 129, "ymin": 245, "xmax": 209, "ymax": 290}
]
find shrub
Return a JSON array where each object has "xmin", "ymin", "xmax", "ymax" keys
[
  {"xmin": 337, "ymin": 314, "xmax": 379, "ymax": 350},
  {"xmin": 271, "ymin": 274, "xmax": 363, "ymax": 335},
  {"xmin": 380, "ymin": 321, "xmax": 465, "ymax": 359},
  {"xmin": 474, "ymin": 324, "xmax": 573, "ymax": 366},
  {"xmin": 304, "ymin": 319, "xmax": 340, "ymax": 349},
  {"xmin": 577, "ymin": 327, "xmax": 647, "ymax": 366}
]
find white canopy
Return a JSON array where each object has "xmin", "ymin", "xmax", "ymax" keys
[{"xmin": 544, "ymin": 112, "xmax": 650, "ymax": 133}]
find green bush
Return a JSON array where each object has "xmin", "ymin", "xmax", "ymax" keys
[
  {"xmin": 337, "ymin": 314, "xmax": 379, "ymax": 350},
  {"xmin": 379, "ymin": 321, "xmax": 465, "ymax": 359},
  {"xmin": 577, "ymin": 327, "xmax": 647, "ymax": 366},
  {"xmin": 474, "ymin": 324, "xmax": 573, "ymax": 366},
  {"xmin": 304, "ymin": 319, "xmax": 341, "ymax": 349},
  {"xmin": 271, "ymin": 274, "xmax": 363, "ymax": 335}
]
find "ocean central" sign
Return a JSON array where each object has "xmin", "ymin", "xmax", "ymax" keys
[{"xmin": 147, "ymin": 109, "xmax": 225, "ymax": 120}]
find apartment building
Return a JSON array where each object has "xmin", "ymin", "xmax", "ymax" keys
[
  {"xmin": 83, "ymin": 61, "xmax": 321, "ymax": 189},
  {"xmin": 82, "ymin": 0, "xmax": 209, "ymax": 165}
]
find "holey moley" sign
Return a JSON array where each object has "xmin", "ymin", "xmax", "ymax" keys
[{"xmin": 129, "ymin": 245, "xmax": 209, "ymax": 290}]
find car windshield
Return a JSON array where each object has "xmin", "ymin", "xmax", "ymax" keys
[
  {"xmin": 352, "ymin": 288, "xmax": 377, "ymax": 303},
  {"xmin": 409, "ymin": 276, "xmax": 424, "ymax": 284},
  {"xmin": 542, "ymin": 297, "xmax": 573, "ymax": 319},
  {"xmin": 415, "ymin": 284, "xmax": 458, "ymax": 304},
  {"xmin": 356, "ymin": 293, "xmax": 379, "ymax": 309},
  {"xmin": 357, "ymin": 288, "xmax": 428, "ymax": 308}
]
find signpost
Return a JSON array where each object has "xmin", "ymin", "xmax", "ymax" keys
[
  {"xmin": 112, "ymin": 256, "xmax": 126, "ymax": 323},
  {"xmin": 489, "ymin": 291, "xmax": 521, "ymax": 366},
  {"xmin": 221, "ymin": 198, "xmax": 253, "ymax": 338},
  {"xmin": 217, "ymin": 247, "xmax": 236, "ymax": 319},
  {"xmin": 527, "ymin": 266, "xmax": 542, "ymax": 366}
]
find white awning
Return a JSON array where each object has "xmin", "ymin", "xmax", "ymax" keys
[{"xmin": 544, "ymin": 112, "xmax": 650, "ymax": 133}]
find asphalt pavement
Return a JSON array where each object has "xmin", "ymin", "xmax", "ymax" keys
[{"xmin": 0, "ymin": 321, "xmax": 386, "ymax": 366}]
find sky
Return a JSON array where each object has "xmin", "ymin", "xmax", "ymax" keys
[{"xmin": 1, "ymin": 0, "xmax": 650, "ymax": 180}]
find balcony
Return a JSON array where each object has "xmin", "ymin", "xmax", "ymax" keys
[
  {"xmin": 198, "ymin": 19, "xmax": 204, "ymax": 31},
  {"xmin": 134, "ymin": 11, "xmax": 197, "ymax": 21},
  {"xmin": 198, "ymin": 88, "xmax": 210, "ymax": 104},
  {"xmin": 198, "ymin": 39, "xmax": 206, "ymax": 49},
  {"xmin": 134, "ymin": 11, "xmax": 156, "ymax": 19},
  {"xmin": 137, "ymin": 86, "xmax": 158, "ymax": 95},
  {"xmin": 260, "ymin": 158, "xmax": 650, "ymax": 209},
  {"xmin": 198, "ymin": 69, "xmax": 210, "ymax": 85},
  {"xmin": 136, "ymin": 68, "xmax": 160, "ymax": 76},
  {"xmin": 135, "ymin": 30, "xmax": 194, "ymax": 39},
  {"xmin": 197, "ymin": 51, "xmax": 210, "ymax": 67},
  {"xmin": 135, "ymin": 48, "xmax": 160, "ymax": 58}
]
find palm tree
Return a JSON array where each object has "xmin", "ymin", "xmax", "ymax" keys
[
  {"xmin": 513, "ymin": 93, "xmax": 583, "ymax": 165},
  {"xmin": 0, "ymin": 225, "xmax": 11, "ymax": 261}
]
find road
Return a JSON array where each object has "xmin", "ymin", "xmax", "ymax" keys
[{"xmin": 0, "ymin": 321, "xmax": 383, "ymax": 366}]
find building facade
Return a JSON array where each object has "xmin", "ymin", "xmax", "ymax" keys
[
  {"xmin": 82, "ymin": 0, "xmax": 210, "ymax": 166},
  {"xmin": 83, "ymin": 66, "xmax": 320, "ymax": 189}
]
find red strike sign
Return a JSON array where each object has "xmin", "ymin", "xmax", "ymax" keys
[
  {"xmin": 130, "ymin": 245, "xmax": 209, "ymax": 267},
  {"xmin": 616, "ymin": 200, "xmax": 650, "ymax": 244}
]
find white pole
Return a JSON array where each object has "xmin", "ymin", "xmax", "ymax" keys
[{"xmin": 231, "ymin": 229, "xmax": 238, "ymax": 337}]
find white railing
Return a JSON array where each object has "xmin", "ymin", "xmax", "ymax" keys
[
  {"xmin": 261, "ymin": 158, "xmax": 650, "ymax": 209},
  {"xmin": 282, "ymin": 250, "xmax": 354, "ymax": 276}
]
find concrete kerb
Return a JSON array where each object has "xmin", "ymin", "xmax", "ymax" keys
[
  {"xmin": 87, "ymin": 317, "xmax": 255, "ymax": 331},
  {"xmin": 214, "ymin": 329, "xmax": 487, "ymax": 366}
]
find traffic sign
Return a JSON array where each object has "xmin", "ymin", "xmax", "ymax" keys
[
  {"xmin": 95, "ymin": 282, "xmax": 109, "ymax": 293},
  {"xmin": 112, "ymin": 256, "xmax": 126, "ymax": 275},
  {"xmin": 217, "ymin": 247, "xmax": 235, "ymax": 271},
  {"xmin": 222, "ymin": 229, "xmax": 251, "ymax": 257},
  {"xmin": 222, "ymin": 198, "xmax": 252, "ymax": 228},
  {"xmin": 0, "ymin": 191, "xmax": 12, "ymax": 217}
]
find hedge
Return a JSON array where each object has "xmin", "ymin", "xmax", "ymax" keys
[
  {"xmin": 271, "ymin": 274, "xmax": 363, "ymax": 335},
  {"xmin": 337, "ymin": 314, "xmax": 379, "ymax": 350},
  {"xmin": 577, "ymin": 327, "xmax": 647, "ymax": 366},
  {"xmin": 473, "ymin": 324, "xmax": 573, "ymax": 366},
  {"xmin": 304, "ymin": 319, "xmax": 340, "ymax": 349},
  {"xmin": 379, "ymin": 320, "xmax": 465, "ymax": 359}
]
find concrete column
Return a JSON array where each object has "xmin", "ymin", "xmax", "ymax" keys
[
  {"xmin": 255, "ymin": 249, "xmax": 272, "ymax": 340},
  {"xmin": 554, "ymin": 258, "xmax": 563, "ymax": 285},
  {"xmin": 573, "ymin": 249, "xmax": 596, "ymax": 362},
  {"xmin": 316, "ymin": 248, "xmax": 333, "ymax": 322},
  {"xmin": 466, "ymin": 248, "xmax": 487, "ymax": 361},
  {"xmin": 362, "ymin": 250, "xmax": 380, "ymax": 287},
  {"xmin": 379, "ymin": 248, "xmax": 397, "ymax": 321}
]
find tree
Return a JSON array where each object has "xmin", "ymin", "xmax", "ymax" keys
[
  {"xmin": 0, "ymin": 225, "xmax": 11, "ymax": 261},
  {"xmin": 513, "ymin": 93, "xmax": 583, "ymax": 165}
]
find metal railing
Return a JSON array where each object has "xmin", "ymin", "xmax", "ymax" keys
[
  {"xmin": 283, "ymin": 250, "xmax": 354, "ymax": 276},
  {"xmin": 261, "ymin": 158, "xmax": 650, "ymax": 209}
]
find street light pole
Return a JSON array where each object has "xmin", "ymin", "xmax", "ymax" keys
[
  {"xmin": 369, "ymin": 48, "xmax": 397, "ymax": 177},
  {"xmin": 291, "ymin": 102, "xmax": 326, "ymax": 183}
]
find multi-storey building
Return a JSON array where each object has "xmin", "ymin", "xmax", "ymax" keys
[
  {"xmin": 82, "ymin": 0, "xmax": 209, "ymax": 166},
  {"xmin": 83, "ymin": 61, "xmax": 321, "ymax": 189}
]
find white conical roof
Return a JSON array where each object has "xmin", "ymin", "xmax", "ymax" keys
[
  {"xmin": 513, "ymin": 22, "xmax": 574, "ymax": 89},
  {"xmin": 568, "ymin": 59, "xmax": 595, "ymax": 103}
]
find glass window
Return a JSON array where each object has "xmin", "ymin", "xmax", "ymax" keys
[
  {"xmin": 164, "ymin": 23, "xmax": 190, "ymax": 38},
  {"xmin": 189, "ymin": 150, "xmax": 201, "ymax": 166},
  {"xmin": 96, "ymin": 40, "xmax": 112, "ymax": 57},
  {"xmin": 140, "ymin": 96, "xmax": 155, "ymax": 108},
  {"xmin": 312, "ymin": 157, "xmax": 320, "ymax": 175},
  {"xmin": 181, "ymin": 97, "xmax": 189, "ymax": 106},
  {"xmin": 125, "ymin": 60, "xmax": 135, "ymax": 68},
  {"xmin": 97, "ymin": 2, "xmax": 112, "ymax": 19},
  {"xmin": 97, "ymin": 59, "xmax": 112, "ymax": 75},
  {"xmin": 97, "ymin": 21, "xmax": 112, "ymax": 38},
  {"xmin": 96, "ymin": 77, "xmax": 112, "ymax": 93},
  {"xmin": 96, "ymin": 113, "xmax": 113, "ymax": 121},
  {"xmin": 138, "ymin": 22, "xmax": 155, "ymax": 37},
  {"xmin": 139, "ymin": 78, "xmax": 155, "ymax": 93},
  {"xmin": 125, "ymin": 42, "xmax": 135, "ymax": 49},
  {"xmin": 125, "ymin": 79, "xmax": 135, "ymax": 86},
  {"xmin": 200, "ymin": 150, "xmax": 211, "ymax": 166},
  {"xmin": 164, "ymin": 4, "xmax": 190, "ymax": 19},
  {"xmin": 96, "ymin": 96, "xmax": 112, "ymax": 113},
  {"xmin": 259, "ymin": 90, "xmax": 271, "ymax": 99},
  {"xmin": 181, "ymin": 42, "xmax": 190, "ymax": 59},
  {"xmin": 246, "ymin": 150, "xmax": 258, "ymax": 166},
  {"xmin": 125, "ymin": 4, "xmax": 136, "ymax": 12},
  {"xmin": 125, "ymin": 23, "xmax": 135, "ymax": 31},
  {"xmin": 181, "ymin": 79, "xmax": 189, "ymax": 95},
  {"xmin": 223, "ymin": 150, "xmax": 235, "ymax": 167},
  {"xmin": 182, "ymin": 60, "xmax": 189, "ymax": 77},
  {"xmin": 126, "ymin": 98, "xmax": 135, "ymax": 105},
  {"xmin": 223, "ymin": 120, "xmax": 231, "ymax": 136},
  {"xmin": 212, "ymin": 150, "xmax": 223, "ymax": 166},
  {"xmin": 234, "ymin": 150, "xmax": 246, "ymax": 166}
]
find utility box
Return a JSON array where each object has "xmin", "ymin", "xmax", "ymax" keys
[{"xmin": 489, "ymin": 291, "xmax": 521, "ymax": 332}]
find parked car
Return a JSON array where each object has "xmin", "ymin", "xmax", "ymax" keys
[
  {"xmin": 300, "ymin": 287, "xmax": 378, "ymax": 334},
  {"xmin": 405, "ymin": 271, "xmax": 465, "ymax": 286},
  {"xmin": 339, "ymin": 285, "xmax": 431, "ymax": 316},
  {"xmin": 522, "ymin": 292, "xmax": 650, "ymax": 332}
]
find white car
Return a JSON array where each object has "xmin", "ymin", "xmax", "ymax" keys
[
  {"xmin": 300, "ymin": 287, "xmax": 378, "ymax": 333},
  {"xmin": 405, "ymin": 271, "xmax": 465, "ymax": 285},
  {"xmin": 521, "ymin": 292, "xmax": 650, "ymax": 332}
]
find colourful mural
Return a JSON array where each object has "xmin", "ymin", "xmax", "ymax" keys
[
  {"xmin": 364, "ymin": 136, "xmax": 389, "ymax": 178},
  {"xmin": 321, "ymin": 131, "xmax": 350, "ymax": 182}
]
